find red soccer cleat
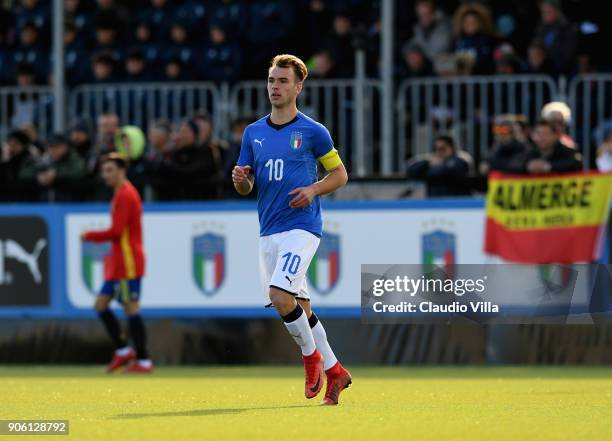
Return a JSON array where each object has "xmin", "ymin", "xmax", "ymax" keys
[
  {"xmin": 106, "ymin": 348, "xmax": 135, "ymax": 373},
  {"xmin": 321, "ymin": 362, "xmax": 352, "ymax": 405},
  {"xmin": 302, "ymin": 350, "xmax": 324, "ymax": 399},
  {"xmin": 123, "ymin": 360, "xmax": 154, "ymax": 373}
]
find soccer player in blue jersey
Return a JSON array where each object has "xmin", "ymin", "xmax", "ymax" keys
[{"xmin": 232, "ymin": 54, "xmax": 352, "ymax": 405}]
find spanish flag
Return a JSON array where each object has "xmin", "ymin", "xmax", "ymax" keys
[{"xmin": 484, "ymin": 171, "xmax": 612, "ymax": 263}]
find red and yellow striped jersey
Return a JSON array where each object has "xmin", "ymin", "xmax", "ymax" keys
[{"xmin": 84, "ymin": 181, "xmax": 145, "ymax": 280}]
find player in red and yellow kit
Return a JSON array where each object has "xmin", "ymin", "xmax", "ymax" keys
[{"xmin": 81, "ymin": 153, "xmax": 151, "ymax": 373}]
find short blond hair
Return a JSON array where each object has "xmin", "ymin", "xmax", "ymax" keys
[{"xmin": 269, "ymin": 54, "xmax": 308, "ymax": 82}]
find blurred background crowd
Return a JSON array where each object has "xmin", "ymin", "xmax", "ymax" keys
[
  {"xmin": 0, "ymin": 0, "xmax": 608, "ymax": 85},
  {"xmin": 1, "ymin": 0, "xmax": 611, "ymax": 203}
]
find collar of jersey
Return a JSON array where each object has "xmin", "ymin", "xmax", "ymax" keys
[{"xmin": 266, "ymin": 113, "xmax": 300, "ymax": 130}]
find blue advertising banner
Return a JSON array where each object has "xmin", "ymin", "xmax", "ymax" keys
[{"xmin": 0, "ymin": 199, "xmax": 606, "ymax": 319}]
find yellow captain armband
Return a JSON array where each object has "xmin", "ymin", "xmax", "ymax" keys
[{"xmin": 317, "ymin": 148, "xmax": 343, "ymax": 171}]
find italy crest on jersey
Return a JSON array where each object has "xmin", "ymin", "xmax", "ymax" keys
[
  {"xmin": 192, "ymin": 232, "xmax": 225, "ymax": 296},
  {"xmin": 290, "ymin": 131, "xmax": 302, "ymax": 149}
]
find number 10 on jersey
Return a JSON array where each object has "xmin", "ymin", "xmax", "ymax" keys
[{"xmin": 265, "ymin": 159, "xmax": 284, "ymax": 181}]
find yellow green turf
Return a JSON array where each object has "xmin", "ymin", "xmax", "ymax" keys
[{"xmin": 1, "ymin": 366, "xmax": 611, "ymax": 440}]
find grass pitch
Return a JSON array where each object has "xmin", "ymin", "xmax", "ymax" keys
[{"xmin": 1, "ymin": 366, "xmax": 611, "ymax": 440}]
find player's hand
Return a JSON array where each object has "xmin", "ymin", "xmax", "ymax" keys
[
  {"xmin": 288, "ymin": 186, "xmax": 316, "ymax": 208},
  {"xmin": 232, "ymin": 165, "xmax": 252, "ymax": 184}
]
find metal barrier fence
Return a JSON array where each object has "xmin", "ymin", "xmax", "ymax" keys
[
  {"xmin": 4, "ymin": 75, "xmax": 612, "ymax": 175},
  {"xmin": 396, "ymin": 75, "xmax": 559, "ymax": 172},
  {"xmin": 0, "ymin": 86, "xmax": 55, "ymax": 141},
  {"xmin": 68, "ymin": 82, "xmax": 226, "ymax": 139},
  {"xmin": 229, "ymin": 79, "xmax": 382, "ymax": 176},
  {"xmin": 568, "ymin": 74, "xmax": 612, "ymax": 168}
]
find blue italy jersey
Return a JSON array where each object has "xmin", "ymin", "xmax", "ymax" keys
[{"xmin": 237, "ymin": 111, "xmax": 335, "ymax": 237}]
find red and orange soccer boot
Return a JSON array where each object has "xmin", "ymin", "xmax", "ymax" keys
[
  {"xmin": 123, "ymin": 360, "xmax": 154, "ymax": 373},
  {"xmin": 303, "ymin": 349, "xmax": 324, "ymax": 399},
  {"xmin": 106, "ymin": 348, "xmax": 135, "ymax": 373},
  {"xmin": 321, "ymin": 362, "xmax": 352, "ymax": 405}
]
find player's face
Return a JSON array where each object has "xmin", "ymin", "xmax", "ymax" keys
[
  {"xmin": 267, "ymin": 66, "xmax": 302, "ymax": 108},
  {"xmin": 101, "ymin": 161, "xmax": 122, "ymax": 188}
]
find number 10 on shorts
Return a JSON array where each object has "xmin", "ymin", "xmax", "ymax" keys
[{"xmin": 281, "ymin": 252, "xmax": 301, "ymax": 275}]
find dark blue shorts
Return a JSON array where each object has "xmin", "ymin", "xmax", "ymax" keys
[{"xmin": 99, "ymin": 279, "xmax": 141, "ymax": 304}]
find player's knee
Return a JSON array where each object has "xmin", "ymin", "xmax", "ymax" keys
[
  {"xmin": 297, "ymin": 299, "xmax": 312, "ymax": 318},
  {"xmin": 94, "ymin": 296, "xmax": 110, "ymax": 312},
  {"xmin": 123, "ymin": 301, "xmax": 140, "ymax": 316},
  {"xmin": 269, "ymin": 288, "xmax": 295, "ymax": 313}
]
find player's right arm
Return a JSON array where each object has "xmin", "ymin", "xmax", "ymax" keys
[
  {"xmin": 232, "ymin": 165, "xmax": 254, "ymax": 195},
  {"xmin": 233, "ymin": 126, "xmax": 255, "ymax": 196}
]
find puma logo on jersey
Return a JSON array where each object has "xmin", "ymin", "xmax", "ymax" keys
[
  {"xmin": 254, "ymin": 138, "xmax": 264, "ymax": 147},
  {"xmin": 285, "ymin": 275, "xmax": 294, "ymax": 286}
]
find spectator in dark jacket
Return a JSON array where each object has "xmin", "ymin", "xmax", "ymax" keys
[
  {"xmin": 12, "ymin": 63, "xmax": 43, "ymax": 129},
  {"xmin": 142, "ymin": 118, "xmax": 172, "ymax": 198},
  {"xmin": 91, "ymin": 13, "xmax": 124, "ymax": 63},
  {"xmin": 199, "ymin": 26, "xmax": 242, "ymax": 83},
  {"xmin": 36, "ymin": 134, "xmax": 87, "ymax": 201},
  {"xmin": 482, "ymin": 116, "xmax": 530, "ymax": 174},
  {"xmin": 408, "ymin": 0, "xmax": 452, "ymax": 61},
  {"xmin": 540, "ymin": 101, "xmax": 577, "ymax": 149},
  {"xmin": 525, "ymin": 40, "xmax": 555, "ymax": 75},
  {"xmin": 324, "ymin": 13, "xmax": 355, "ymax": 78},
  {"xmin": 407, "ymin": 135, "xmax": 470, "ymax": 197},
  {"xmin": 308, "ymin": 49, "xmax": 339, "ymax": 79},
  {"xmin": 124, "ymin": 48, "xmax": 152, "ymax": 82},
  {"xmin": 158, "ymin": 120, "xmax": 219, "ymax": 200},
  {"xmin": 69, "ymin": 121, "xmax": 93, "ymax": 160},
  {"xmin": 163, "ymin": 57, "xmax": 190, "ymax": 81},
  {"xmin": 398, "ymin": 43, "xmax": 434, "ymax": 78},
  {"xmin": 90, "ymin": 50, "xmax": 119, "ymax": 83},
  {"xmin": 524, "ymin": 119, "xmax": 582, "ymax": 173},
  {"xmin": 13, "ymin": 21, "xmax": 47, "ymax": 81},
  {"xmin": 0, "ymin": 129, "xmax": 39, "ymax": 201},
  {"xmin": 132, "ymin": 21, "xmax": 161, "ymax": 70},
  {"xmin": 533, "ymin": 0, "xmax": 577, "ymax": 76},
  {"xmin": 193, "ymin": 111, "xmax": 226, "ymax": 193},
  {"xmin": 163, "ymin": 22, "xmax": 196, "ymax": 77},
  {"xmin": 64, "ymin": 20, "xmax": 91, "ymax": 85},
  {"xmin": 452, "ymin": 3, "xmax": 496, "ymax": 74}
]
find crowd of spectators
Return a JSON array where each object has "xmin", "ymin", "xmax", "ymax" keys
[
  {"xmin": 406, "ymin": 100, "xmax": 589, "ymax": 197},
  {"xmin": 1, "ymin": 0, "xmax": 610, "ymax": 202},
  {"xmin": 4, "ymin": 97, "xmax": 605, "ymax": 202},
  {"xmin": 0, "ymin": 0, "xmax": 608, "ymax": 87},
  {"xmin": 396, "ymin": 0, "xmax": 607, "ymax": 79},
  {"xmin": 0, "ymin": 110, "xmax": 250, "ymax": 202}
]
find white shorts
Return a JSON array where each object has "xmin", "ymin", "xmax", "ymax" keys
[{"xmin": 259, "ymin": 229, "xmax": 321, "ymax": 306}]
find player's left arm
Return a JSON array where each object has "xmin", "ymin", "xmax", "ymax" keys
[
  {"xmin": 288, "ymin": 148, "xmax": 348, "ymax": 208},
  {"xmin": 81, "ymin": 193, "xmax": 130, "ymax": 242}
]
